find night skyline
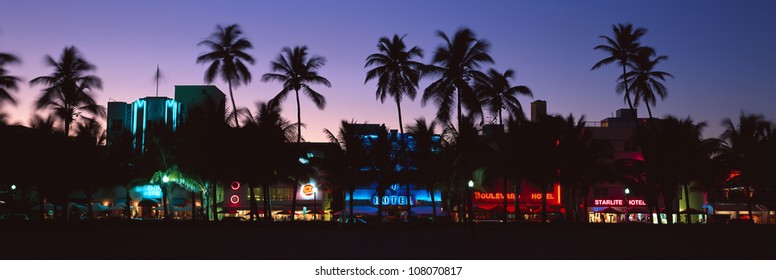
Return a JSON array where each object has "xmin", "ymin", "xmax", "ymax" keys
[{"xmin": 1, "ymin": 0, "xmax": 774, "ymax": 141}]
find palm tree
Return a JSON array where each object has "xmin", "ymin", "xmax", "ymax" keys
[
  {"xmin": 364, "ymin": 34, "xmax": 425, "ymax": 138},
  {"xmin": 74, "ymin": 117, "xmax": 106, "ymax": 218},
  {"xmin": 619, "ymin": 49, "xmax": 673, "ymax": 119},
  {"xmin": 262, "ymin": 46, "xmax": 331, "ymax": 143},
  {"xmin": 30, "ymin": 46, "xmax": 105, "ymax": 137},
  {"xmin": 323, "ymin": 120, "xmax": 369, "ymax": 224},
  {"xmin": 197, "ymin": 24, "xmax": 255, "ymax": 128},
  {"xmin": 423, "ymin": 28, "xmax": 493, "ymax": 130},
  {"xmin": 720, "ymin": 113, "xmax": 772, "ymax": 223},
  {"xmin": 0, "ymin": 51, "xmax": 21, "ymax": 105},
  {"xmin": 474, "ymin": 68, "xmax": 532, "ymax": 126},
  {"xmin": 592, "ymin": 23, "xmax": 651, "ymax": 124},
  {"xmin": 407, "ymin": 118, "xmax": 443, "ymax": 221},
  {"xmin": 243, "ymin": 100, "xmax": 299, "ymax": 222}
]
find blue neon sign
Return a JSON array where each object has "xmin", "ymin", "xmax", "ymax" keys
[{"xmin": 371, "ymin": 195, "xmax": 415, "ymax": 206}]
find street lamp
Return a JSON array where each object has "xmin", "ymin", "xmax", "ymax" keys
[
  {"xmin": 625, "ymin": 188, "xmax": 630, "ymax": 222},
  {"xmin": 162, "ymin": 175, "xmax": 170, "ymax": 183},
  {"xmin": 467, "ymin": 180, "xmax": 476, "ymax": 239},
  {"xmin": 10, "ymin": 184, "xmax": 16, "ymax": 191},
  {"xmin": 313, "ymin": 186, "xmax": 318, "ymax": 221}
]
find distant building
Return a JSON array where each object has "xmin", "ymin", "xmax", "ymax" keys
[{"xmin": 106, "ymin": 85, "xmax": 225, "ymax": 154}]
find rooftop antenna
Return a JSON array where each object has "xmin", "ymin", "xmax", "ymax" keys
[{"xmin": 155, "ymin": 65, "xmax": 161, "ymax": 97}]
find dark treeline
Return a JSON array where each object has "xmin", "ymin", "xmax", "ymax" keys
[{"xmin": 1, "ymin": 24, "xmax": 774, "ymax": 224}]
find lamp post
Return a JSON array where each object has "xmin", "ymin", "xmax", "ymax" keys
[
  {"xmin": 625, "ymin": 188, "xmax": 630, "ymax": 222},
  {"xmin": 468, "ymin": 180, "xmax": 476, "ymax": 239},
  {"xmin": 162, "ymin": 175, "xmax": 170, "ymax": 220},
  {"xmin": 313, "ymin": 186, "xmax": 318, "ymax": 221}
]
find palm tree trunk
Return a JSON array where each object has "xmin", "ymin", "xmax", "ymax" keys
[
  {"xmin": 513, "ymin": 177, "xmax": 522, "ymax": 222},
  {"xmin": 228, "ymin": 79, "xmax": 240, "ymax": 128},
  {"xmin": 349, "ymin": 189, "xmax": 355, "ymax": 224},
  {"xmin": 746, "ymin": 186, "xmax": 754, "ymax": 223},
  {"xmin": 502, "ymin": 176, "xmax": 508, "ymax": 223},
  {"xmin": 621, "ymin": 64, "xmax": 639, "ymax": 127},
  {"xmin": 583, "ymin": 193, "xmax": 589, "ymax": 223},
  {"xmin": 295, "ymin": 88, "xmax": 302, "ymax": 143},
  {"xmin": 377, "ymin": 185, "xmax": 383, "ymax": 223},
  {"xmin": 263, "ymin": 183, "xmax": 273, "ymax": 222},
  {"xmin": 683, "ymin": 184, "xmax": 691, "ymax": 224},
  {"xmin": 210, "ymin": 182, "xmax": 219, "ymax": 222},
  {"xmin": 429, "ymin": 185, "xmax": 437, "ymax": 222},
  {"xmin": 191, "ymin": 191, "xmax": 197, "ymax": 221},
  {"xmin": 396, "ymin": 99, "xmax": 412, "ymax": 223},
  {"xmin": 248, "ymin": 184, "xmax": 257, "ymax": 221},
  {"xmin": 541, "ymin": 184, "xmax": 548, "ymax": 223},
  {"xmin": 162, "ymin": 185, "xmax": 169, "ymax": 220},
  {"xmin": 39, "ymin": 194, "xmax": 45, "ymax": 221},
  {"xmin": 645, "ymin": 102, "xmax": 654, "ymax": 120},
  {"xmin": 87, "ymin": 192, "xmax": 94, "ymax": 219},
  {"xmin": 125, "ymin": 186, "xmax": 131, "ymax": 220},
  {"xmin": 290, "ymin": 181, "xmax": 299, "ymax": 222}
]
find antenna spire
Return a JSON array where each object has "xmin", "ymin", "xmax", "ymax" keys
[{"xmin": 155, "ymin": 64, "xmax": 160, "ymax": 97}]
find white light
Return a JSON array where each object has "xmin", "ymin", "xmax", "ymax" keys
[
  {"xmin": 313, "ymin": 187, "xmax": 318, "ymax": 193},
  {"xmin": 162, "ymin": 175, "xmax": 169, "ymax": 183},
  {"xmin": 468, "ymin": 180, "xmax": 474, "ymax": 188},
  {"xmin": 625, "ymin": 188, "xmax": 630, "ymax": 195},
  {"xmin": 10, "ymin": 184, "xmax": 16, "ymax": 190}
]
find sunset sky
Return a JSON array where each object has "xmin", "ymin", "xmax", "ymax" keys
[{"xmin": 1, "ymin": 0, "xmax": 774, "ymax": 141}]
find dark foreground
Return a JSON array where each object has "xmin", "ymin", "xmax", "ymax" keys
[{"xmin": 1, "ymin": 221, "xmax": 774, "ymax": 259}]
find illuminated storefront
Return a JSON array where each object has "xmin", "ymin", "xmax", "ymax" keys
[{"xmin": 472, "ymin": 181, "xmax": 563, "ymax": 222}]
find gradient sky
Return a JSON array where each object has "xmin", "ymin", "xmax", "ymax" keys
[{"xmin": 1, "ymin": 0, "xmax": 774, "ymax": 142}]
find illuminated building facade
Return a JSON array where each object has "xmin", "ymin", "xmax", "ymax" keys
[{"xmin": 101, "ymin": 85, "xmax": 225, "ymax": 218}]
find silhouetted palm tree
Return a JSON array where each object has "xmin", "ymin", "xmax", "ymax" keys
[
  {"xmin": 365, "ymin": 34, "xmax": 425, "ymax": 137},
  {"xmin": 197, "ymin": 24, "xmax": 255, "ymax": 128},
  {"xmin": 619, "ymin": 49, "xmax": 673, "ymax": 119},
  {"xmin": 720, "ymin": 113, "xmax": 772, "ymax": 223},
  {"xmin": 592, "ymin": 23, "xmax": 651, "ymax": 123},
  {"xmin": 474, "ymin": 68, "xmax": 532, "ymax": 125},
  {"xmin": 0, "ymin": 51, "xmax": 21, "ymax": 105},
  {"xmin": 243, "ymin": 100, "xmax": 299, "ymax": 222},
  {"xmin": 262, "ymin": 46, "xmax": 331, "ymax": 143},
  {"xmin": 30, "ymin": 46, "xmax": 105, "ymax": 137},
  {"xmin": 407, "ymin": 118, "xmax": 443, "ymax": 221},
  {"xmin": 323, "ymin": 120, "xmax": 369, "ymax": 223},
  {"xmin": 423, "ymin": 28, "xmax": 493, "ymax": 130}
]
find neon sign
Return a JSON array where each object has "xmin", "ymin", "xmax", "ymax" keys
[
  {"xmin": 230, "ymin": 195, "xmax": 240, "ymax": 204},
  {"xmin": 301, "ymin": 184, "xmax": 315, "ymax": 197},
  {"xmin": 594, "ymin": 199, "xmax": 646, "ymax": 206},
  {"xmin": 230, "ymin": 181, "xmax": 240, "ymax": 190},
  {"xmin": 371, "ymin": 195, "xmax": 415, "ymax": 206}
]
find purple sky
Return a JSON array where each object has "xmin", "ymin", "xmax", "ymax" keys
[{"xmin": 1, "ymin": 0, "xmax": 774, "ymax": 142}]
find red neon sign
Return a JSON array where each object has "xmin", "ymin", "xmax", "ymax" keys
[
  {"xmin": 474, "ymin": 183, "xmax": 562, "ymax": 205},
  {"xmin": 593, "ymin": 199, "xmax": 646, "ymax": 206},
  {"xmin": 231, "ymin": 181, "xmax": 240, "ymax": 190},
  {"xmin": 230, "ymin": 195, "xmax": 240, "ymax": 204}
]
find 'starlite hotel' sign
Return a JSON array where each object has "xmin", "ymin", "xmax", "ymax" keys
[{"xmin": 593, "ymin": 199, "xmax": 646, "ymax": 206}]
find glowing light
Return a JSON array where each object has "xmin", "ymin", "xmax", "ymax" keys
[
  {"xmin": 10, "ymin": 184, "xmax": 16, "ymax": 190},
  {"xmin": 230, "ymin": 195, "xmax": 240, "ymax": 204},
  {"xmin": 301, "ymin": 184, "xmax": 315, "ymax": 197},
  {"xmin": 230, "ymin": 181, "xmax": 240, "ymax": 190},
  {"xmin": 103, "ymin": 201, "xmax": 110, "ymax": 207},
  {"xmin": 468, "ymin": 180, "xmax": 474, "ymax": 188},
  {"xmin": 625, "ymin": 188, "xmax": 630, "ymax": 195},
  {"xmin": 162, "ymin": 175, "xmax": 169, "ymax": 183}
]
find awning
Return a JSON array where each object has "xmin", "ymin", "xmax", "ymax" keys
[
  {"xmin": 138, "ymin": 199, "xmax": 159, "ymax": 207},
  {"xmin": 597, "ymin": 207, "xmax": 623, "ymax": 214}
]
